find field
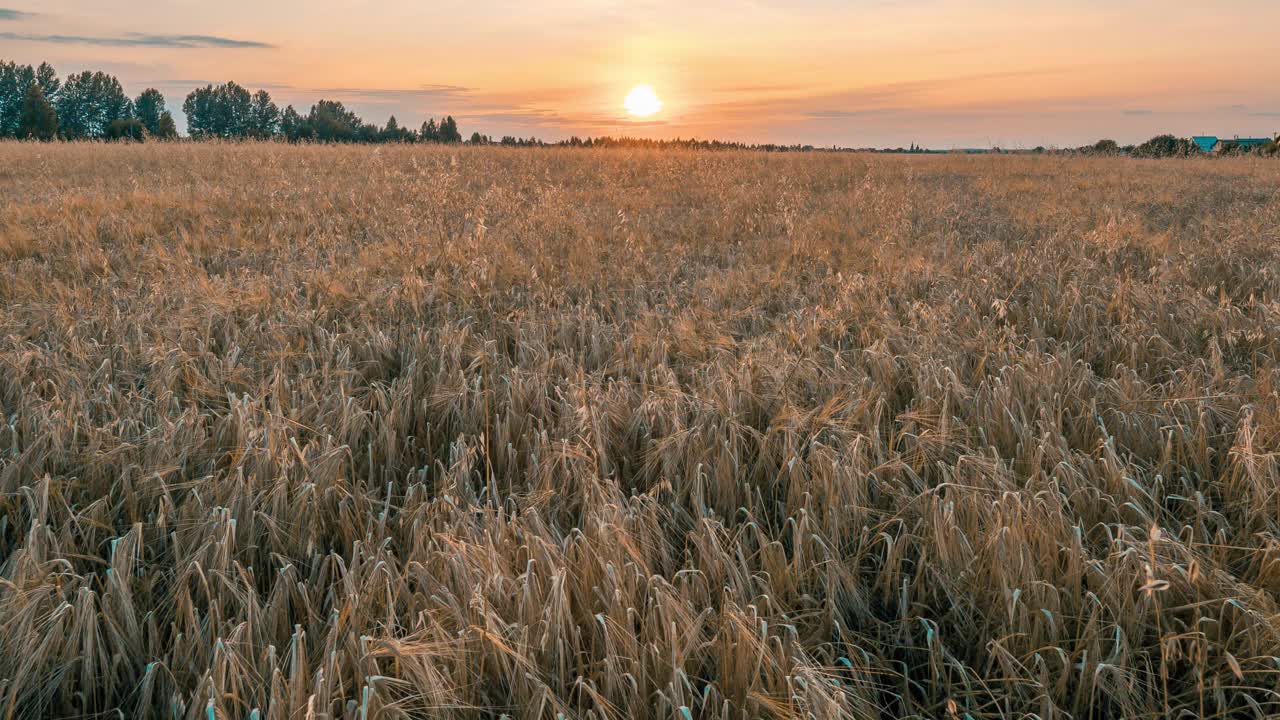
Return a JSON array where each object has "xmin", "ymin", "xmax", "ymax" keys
[{"xmin": 2, "ymin": 143, "xmax": 1280, "ymax": 719}]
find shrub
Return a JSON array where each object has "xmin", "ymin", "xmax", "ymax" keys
[
  {"xmin": 105, "ymin": 117, "xmax": 145, "ymax": 142},
  {"xmin": 1131, "ymin": 134, "xmax": 1200, "ymax": 158}
]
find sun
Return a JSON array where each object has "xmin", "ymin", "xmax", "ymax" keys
[{"xmin": 624, "ymin": 85, "xmax": 663, "ymax": 118}]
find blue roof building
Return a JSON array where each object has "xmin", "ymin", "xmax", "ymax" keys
[
  {"xmin": 1192, "ymin": 135, "xmax": 1274, "ymax": 153},
  {"xmin": 1213, "ymin": 137, "xmax": 1271, "ymax": 151},
  {"xmin": 1192, "ymin": 136, "xmax": 1218, "ymax": 152}
]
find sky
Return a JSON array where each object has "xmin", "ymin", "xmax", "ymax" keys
[{"xmin": 2, "ymin": 1, "xmax": 1278, "ymax": 148}]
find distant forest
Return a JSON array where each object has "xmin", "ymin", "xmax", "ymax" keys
[
  {"xmin": 0, "ymin": 60, "xmax": 468, "ymax": 144},
  {"xmin": 2, "ymin": 59, "xmax": 1277, "ymax": 155}
]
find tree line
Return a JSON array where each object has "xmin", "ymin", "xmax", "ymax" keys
[
  {"xmin": 1, "ymin": 59, "xmax": 467, "ymax": 144},
  {"xmin": 1076, "ymin": 134, "xmax": 1279, "ymax": 158},
  {"xmin": 1, "ymin": 61, "xmax": 176, "ymax": 141},
  {"xmin": 183, "ymin": 83, "xmax": 464, "ymax": 144}
]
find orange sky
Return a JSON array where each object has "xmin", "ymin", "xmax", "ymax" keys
[{"xmin": 3, "ymin": 0, "xmax": 1278, "ymax": 147}]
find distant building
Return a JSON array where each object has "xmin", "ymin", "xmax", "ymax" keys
[
  {"xmin": 1191, "ymin": 136, "xmax": 1219, "ymax": 153},
  {"xmin": 1212, "ymin": 137, "xmax": 1272, "ymax": 152},
  {"xmin": 1192, "ymin": 135, "xmax": 1273, "ymax": 153}
]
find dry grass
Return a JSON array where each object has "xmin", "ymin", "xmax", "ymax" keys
[{"xmin": 2, "ymin": 142, "xmax": 1280, "ymax": 719}]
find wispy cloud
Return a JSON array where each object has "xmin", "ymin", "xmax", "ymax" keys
[
  {"xmin": 805, "ymin": 109, "xmax": 899, "ymax": 119},
  {"xmin": 307, "ymin": 84, "xmax": 471, "ymax": 102},
  {"xmin": 0, "ymin": 7, "xmax": 30, "ymax": 20},
  {"xmin": 720, "ymin": 82, "xmax": 816, "ymax": 94},
  {"xmin": 275, "ymin": 83, "xmax": 640, "ymax": 131},
  {"xmin": 465, "ymin": 110, "xmax": 582, "ymax": 128},
  {"xmin": 1209, "ymin": 103, "xmax": 1280, "ymax": 118},
  {"xmin": 700, "ymin": 67, "xmax": 1077, "ymax": 121},
  {"xmin": 0, "ymin": 31, "xmax": 274, "ymax": 48},
  {"xmin": 1122, "ymin": 109, "xmax": 1154, "ymax": 116}
]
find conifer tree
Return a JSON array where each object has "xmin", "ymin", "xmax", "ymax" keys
[{"xmin": 18, "ymin": 82, "xmax": 58, "ymax": 140}]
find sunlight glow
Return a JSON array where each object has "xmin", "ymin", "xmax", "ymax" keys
[{"xmin": 624, "ymin": 85, "xmax": 663, "ymax": 117}]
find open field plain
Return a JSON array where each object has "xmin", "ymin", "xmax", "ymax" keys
[{"xmin": 2, "ymin": 144, "xmax": 1280, "ymax": 718}]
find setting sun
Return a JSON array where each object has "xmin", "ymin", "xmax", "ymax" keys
[{"xmin": 624, "ymin": 85, "xmax": 663, "ymax": 118}]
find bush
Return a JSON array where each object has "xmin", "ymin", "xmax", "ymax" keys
[
  {"xmin": 105, "ymin": 117, "xmax": 146, "ymax": 142},
  {"xmin": 1131, "ymin": 134, "xmax": 1200, "ymax": 158},
  {"xmin": 155, "ymin": 111, "xmax": 178, "ymax": 140},
  {"xmin": 1081, "ymin": 139, "xmax": 1121, "ymax": 155}
]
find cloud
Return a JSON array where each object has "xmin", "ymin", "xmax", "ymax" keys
[
  {"xmin": 307, "ymin": 84, "xmax": 471, "ymax": 102},
  {"xmin": 1209, "ymin": 103, "xmax": 1280, "ymax": 118},
  {"xmin": 702, "ymin": 67, "xmax": 1077, "ymax": 121},
  {"xmin": 0, "ymin": 31, "xmax": 274, "ymax": 48},
  {"xmin": 0, "ymin": 8, "xmax": 29, "ymax": 20},
  {"xmin": 460, "ymin": 108, "xmax": 669, "ymax": 132},
  {"xmin": 1122, "ymin": 109, "xmax": 1154, "ymax": 116},
  {"xmin": 721, "ymin": 82, "xmax": 816, "ymax": 94},
  {"xmin": 805, "ymin": 109, "xmax": 898, "ymax": 119}
]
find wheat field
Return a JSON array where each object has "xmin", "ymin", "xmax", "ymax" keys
[{"xmin": 2, "ymin": 143, "xmax": 1280, "ymax": 719}]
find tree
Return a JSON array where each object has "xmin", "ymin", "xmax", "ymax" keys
[
  {"xmin": 469, "ymin": 131, "xmax": 485, "ymax": 144},
  {"xmin": 18, "ymin": 82, "xmax": 57, "ymax": 140},
  {"xmin": 134, "ymin": 88, "xmax": 166, "ymax": 136},
  {"xmin": 1, "ymin": 62, "xmax": 61, "ymax": 137},
  {"xmin": 420, "ymin": 118, "xmax": 439, "ymax": 142},
  {"xmin": 305, "ymin": 100, "xmax": 363, "ymax": 142},
  {"xmin": 0, "ymin": 61, "xmax": 38, "ymax": 137},
  {"xmin": 380, "ymin": 115, "xmax": 414, "ymax": 143},
  {"xmin": 155, "ymin": 111, "xmax": 178, "ymax": 140},
  {"xmin": 214, "ymin": 82, "xmax": 252, "ymax": 137},
  {"xmin": 358, "ymin": 122, "xmax": 380, "ymax": 143},
  {"xmin": 183, "ymin": 82, "xmax": 253, "ymax": 139},
  {"xmin": 56, "ymin": 71, "xmax": 132, "ymax": 139},
  {"xmin": 182, "ymin": 85, "xmax": 216, "ymax": 138},
  {"xmin": 248, "ymin": 89, "xmax": 280, "ymax": 139},
  {"xmin": 105, "ymin": 117, "xmax": 146, "ymax": 142},
  {"xmin": 134, "ymin": 88, "xmax": 167, "ymax": 136},
  {"xmin": 183, "ymin": 85, "xmax": 217, "ymax": 137},
  {"xmin": 280, "ymin": 105, "xmax": 310, "ymax": 141},
  {"xmin": 439, "ymin": 115, "xmax": 462, "ymax": 143},
  {"xmin": 35, "ymin": 62, "xmax": 59, "ymax": 98}
]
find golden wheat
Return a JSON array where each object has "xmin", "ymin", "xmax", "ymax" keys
[{"xmin": 2, "ymin": 142, "xmax": 1280, "ymax": 718}]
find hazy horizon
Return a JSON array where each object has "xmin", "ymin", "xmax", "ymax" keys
[{"xmin": 3, "ymin": 0, "xmax": 1278, "ymax": 148}]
